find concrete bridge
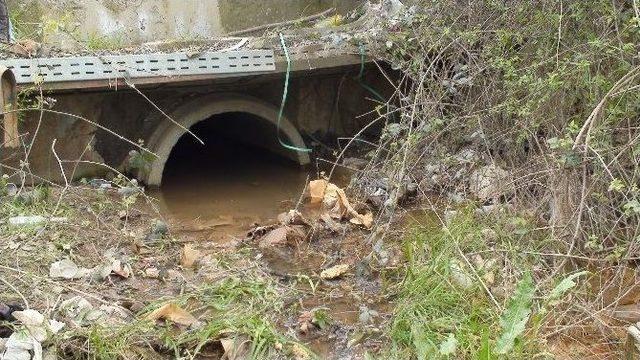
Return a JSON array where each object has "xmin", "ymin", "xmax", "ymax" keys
[{"xmin": 0, "ymin": 45, "xmax": 386, "ymax": 186}]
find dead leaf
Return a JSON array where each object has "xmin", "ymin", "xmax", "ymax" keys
[
  {"xmin": 334, "ymin": 189, "xmax": 374, "ymax": 229},
  {"xmin": 297, "ymin": 311, "xmax": 315, "ymax": 334},
  {"xmin": 146, "ymin": 303, "xmax": 197, "ymax": 326},
  {"xmin": 220, "ymin": 335, "xmax": 251, "ymax": 360},
  {"xmin": 320, "ymin": 264, "xmax": 350, "ymax": 280},
  {"xmin": 180, "ymin": 244, "xmax": 202, "ymax": 268},
  {"xmin": 350, "ymin": 212, "xmax": 374, "ymax": 229}
]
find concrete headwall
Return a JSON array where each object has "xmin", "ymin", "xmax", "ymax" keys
[
  {"xmin": 1, "ymin": 66, "xmax": 388, "ymax": 184},
  {"xmin": 8, "ymin": 0, "xmax": 361, "ymax": 47}
]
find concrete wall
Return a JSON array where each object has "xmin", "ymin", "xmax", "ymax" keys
[
  {"xmin": 8, "ymin": 0, "xmax": 361, "ymax": 47},
  {"xmin": 1, "ymin": 66, "xmax": 388, "ymax": 184}
]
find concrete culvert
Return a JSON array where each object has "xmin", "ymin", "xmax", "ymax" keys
[
  {"xmin": 143, "ymin": 94, "xmax": 310, "ymax": 186},
  {"xmin": 156, "ymin": 111, "xmax": 311, "ymax": 226}
]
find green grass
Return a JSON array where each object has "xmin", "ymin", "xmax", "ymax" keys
[
  {"xmin": 83, "ymin": 32, "xmax": 125, "ymax": 51},
  {"xmin": 377, "ymin": 210, "xmax": 549, "ymax": 360},
  {"xmin": 58, "ymin": 269, "xmax": 309, "ymax": 359}
]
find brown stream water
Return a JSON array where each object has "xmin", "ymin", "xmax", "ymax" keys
[{"xmin": 149, "ymin": 134, "xmax": 310, "ymax": 243}]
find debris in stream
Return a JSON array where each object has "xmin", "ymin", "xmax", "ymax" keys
[
  {"xmin": 307, "ymin": 179, "xmax": 374, "ymax": 229},
  {"xmin": 49, "ymin": 259, "xmax": 92, "ymax": 280},
  {"xmin": 277, "ymin": 210, "xmax": 310, "ymax": 226}
]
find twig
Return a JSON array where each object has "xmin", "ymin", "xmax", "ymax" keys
[
  {"xmin": 226, "ymin": 8, "xmax": 335, "ymax": 37},
  {"xmin": 0, "ymin": 277, "xmax": 30, "ymax": 309}
]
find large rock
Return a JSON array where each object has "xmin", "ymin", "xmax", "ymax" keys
[{"xmin": 469, "ymin": 164, "xmax": 511, "ymax": 201}]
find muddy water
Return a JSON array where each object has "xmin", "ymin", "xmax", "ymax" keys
[{"xmin": 150, "ymin": 136, "xmax": 309, "ymax": 243}]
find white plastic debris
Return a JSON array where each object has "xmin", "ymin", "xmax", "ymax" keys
[{"xmin": 49, "ymin": 259, "xmax": 91, "ymax": 280}]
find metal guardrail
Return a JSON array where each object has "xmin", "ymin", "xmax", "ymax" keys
[{"xmin": 1, "ymin": 50, "xmax": 276, "ymax": 84}]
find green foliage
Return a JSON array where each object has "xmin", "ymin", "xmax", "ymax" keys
[
  {"xmin": 547, "ymin": 271, "xmax": 589, "ymax": 304},
  {"xmin": 83, "ymin": 32, "xmax": 125, "ymax": 51},
  {"xmin": 495, "ymin": 273, "xmax": 534, "ymax": 354}
]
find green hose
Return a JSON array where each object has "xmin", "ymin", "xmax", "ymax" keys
[
  {"xmin": 277, "ymin": 33, "xmax": 312, "ymax": 153},
  {"xmin": 357, "ymin": 43, "xmax": 386, "ymax": 103}
]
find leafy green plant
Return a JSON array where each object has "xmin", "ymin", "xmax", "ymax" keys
[{"xmin": 495, "ymin": 273, "xmax": 534, "ymax": 354}]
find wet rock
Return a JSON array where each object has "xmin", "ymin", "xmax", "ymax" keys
[
  {"xmin": 277, "ymin": 210, "xmax": 309, "ymax": 226},
  {"xmin": 259, "ymin": 226, "xmax": 307, "ymax": 248}
]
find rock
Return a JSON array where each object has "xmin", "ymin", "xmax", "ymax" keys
[
  {"xmin": 259, "ymin": 227, "xmax": 288, "ymax": 247},
  {"xmin": 320, "ymin": 214, "xmax": 345, "ymax": 233},
  {"xmin": 0, "ymin": 303, "xmax": 22, "ymax": 338},
  {"xmin": 144, "ymin": 267, "xmax": 161, "ymax": 278},
  {"xmin": 358, "ymin": 306, "xmax": 379, "ymax": 325},
  {"xmin": 4, "ymin": 183, "xmax": 17, "ymax": 197},
  {"xmin": 343, "ymin": 157, "xmax": 369, "ymax": 170},
  {"xmin": 444, "ymin": 210, "xmax": 458, "ymax": 225},
  {"xmin": 8, "ymin": 216, "xmax": 66, "ymax": 227},
  {"xmin": 449, "ymin": 261, "xmax": 473, "ymax": 289},
  {"xmin": 320, "ymin": 264, "xmax": 350, "ymax": 280},
  {"xmin": 455, "ymin": 148, "xmax": 480, "ymax": 164},
  {"xmin": 150, "ymin": 220, "xmax": 168, "ymax": 236},
  {"xmin": 259, "ymin": 226, "xmax": 306, "ymax": 248},
  {"xmin": 59, "ymin": 296, "xmax": 104, "ymax": 327},
  {"xmin": 88, "ymin": 179, "xmax": 111, "ymax": 189},
  {"xmin": 277, "ymin": 210, "xmax": 309, "ymax": 226},
  {"xmin": 469, "ymin": 164, "xmax": 511, "ymax": 201}
]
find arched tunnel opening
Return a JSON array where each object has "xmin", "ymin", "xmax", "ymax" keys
[{"xmin": 156, "ymin": 112, "xmax": 309, "ymax": 228}]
